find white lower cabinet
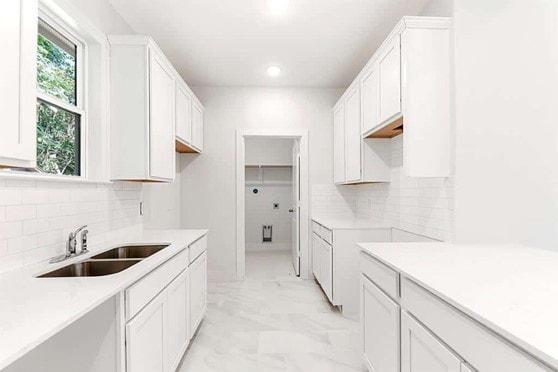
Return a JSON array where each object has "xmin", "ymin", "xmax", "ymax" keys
[
  {"xmin": 401, "ymin": 311, "xmax": 461, "ymax": 372},
  {"xmin": 189, "ymin": 251, "xmax": 207, "ymax": 336},
  {"xmin": 361, "ymin": 252, "xmax": 552, "ymax": 372},
  {"xmin": 126, "ymin": 293, "xmax": 167, "ymax": 372},
  {"xmin": 361, "ymin": 275, "xmax": 399, "ymax": 372},
  {"xmin": 167, "ymin": 269, "xmax": 190, "ymax": 371},
  {"xmin": 312, "ymin": 233, "xmax": 321, "ymax": 282},
  {"xmin": 320, "ymin": 239, "xmax": 333, "ymax": 301},
  {"xmin": 125, "ymin": 235, "xmax": 208, "ymax": 372}
]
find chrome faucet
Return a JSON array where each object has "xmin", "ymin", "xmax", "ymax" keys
[
  {"xmin": 49, "ymin": 225, "xmax": 88, "ymax": 264},
  {"xmin": 80, "ymin": 229, "xmax": 89, "ymax": 254},
  {"xmin": 67, "ymin": 225, "xmax": 88, "ymax": 256}
]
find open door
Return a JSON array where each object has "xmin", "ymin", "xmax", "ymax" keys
[{"xmin": 291, "ymin": 140, "xmax": 301, "ymax": 276}]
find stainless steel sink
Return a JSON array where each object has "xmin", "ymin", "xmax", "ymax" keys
[
  {"xmin": 90, "ymin": 244, "xmax": 169, "ymax": 260},
  {"xmin": 38, "ymin": 259, "xmax": 141, "ymax": 278}
]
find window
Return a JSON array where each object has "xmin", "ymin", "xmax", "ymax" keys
[{"xmin": 35, "ymin": 17, "xmax": 84, "ymax": 177}]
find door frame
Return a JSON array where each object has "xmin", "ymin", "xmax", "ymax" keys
[{"xmin": 236, "ymin": 128, "xmax": 309, "ymax": 280}]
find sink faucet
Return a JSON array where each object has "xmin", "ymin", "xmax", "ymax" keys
[
  {"xmin": 80, "ymin": 229, "xmax": 89, "ymax": 255},
  {"xmin": 49, "ymin": 225, "xmax": 88, "ymax": 264},
  {"xmin": 67, "ymin": 225, "xmax": 87, "ymax": 256}
]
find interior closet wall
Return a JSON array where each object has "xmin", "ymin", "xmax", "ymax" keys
[{"xmin": 245, "ymin": 138, "xmax": 293, "ymax": 252}]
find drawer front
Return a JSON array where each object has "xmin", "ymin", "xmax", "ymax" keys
[
  {"xmin": 126, "ymin": 248, "xmax": 189, "ymax": 320},
  {"xmin": 320, "ymin": 226, "xmax": 333, "ymax": 245},
  {"xmin": 360, "ymin": 251, "xmax": 399, "ymax": 301},
  {"xmin": 189, "ymin": 235, "xmax": 207, "ymax": 264},
  {"xmin": 401, "ymin": 279, "xmax": 552, "ymax": 372}
]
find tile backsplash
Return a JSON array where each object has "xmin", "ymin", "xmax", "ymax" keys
[
  {"xmin": 0, "ymin": 178, "xmax": 143, "ymax": 273},
  {"xmin": 312, "ymin": 135, "xmax": 454, "ymax": 241}
]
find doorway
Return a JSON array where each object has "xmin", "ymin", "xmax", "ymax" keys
[{"xmin": 236, "ymin": 129, "xmax": 309, "ymax": 281}]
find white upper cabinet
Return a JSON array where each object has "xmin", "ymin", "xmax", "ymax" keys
[
  {"xmin": 344, "ymin": 85, "xmax": 362, "ymax": 182},
  {"xmin": 333, "ymin": 103, "xmax": 346, "ymax": 184},
  {"xmin": 109, "ymin": 35, "xmax": 204, "ymax": 181},
  {"xmin": 378, "ymin": 36, "xmax": 402, "ymax": 125},
  {"xmin": 361, "ymin": 63, "xmax": 380, "ymax": 134},
  {"xmin": 192, "ymin": 100, "xmax": 204, "ymax": 152},
  {"xmin": 0, "ymin": 0, "xmax": 37, "ymax": 168},
  {"xmin": 333, "ymin": 17, "xmax": 453, "ymax": 182},
  {"xmin": 175, "ymin": 81, "xmax": 204, "ymax": 154},
  {"xmin": 175, "ymin": 83, "xmax": 193, "ymax": 145},
  {"xmin": 149, "ymin": 51, "xmax": 176, "ymax": 181}
]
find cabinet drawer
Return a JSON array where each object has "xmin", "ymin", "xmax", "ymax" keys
[
  {"xmin": 189, "ymin": 235, "xmax": 207, "ymax": 264},
  {"xmin": 401, "ymin": 279, "xmax": 551, "ymax": 372},
  {"xmin": 360, "ymin": 251, "xmax": 399, "ymax": 301},
  {"xmin": 320, "ymin": 226, "xmax": 333, "ymax": 245},
  {"xmin": 126, "ymin": 248, "xmax": 189, "ymax": 320}
]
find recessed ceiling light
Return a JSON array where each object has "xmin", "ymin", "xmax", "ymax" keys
[
  {"xmin": 267, "ymin": 65, "xmax": 281, "ymax": 77},
  {"xmin": 267, "ymin": 0, "xmax": 289, "ymax": 15}
]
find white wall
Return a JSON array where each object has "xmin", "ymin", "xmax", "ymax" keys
[
  {"xmin": 245, "ymin": 182, "xmax": 293, "ymax": 252},
  {"xmin": 419, "ymin": 0, "xmax": 453, "ymax": 17},
  {"xmin": 453, "ymin": 0, "xmax": 558, "ymax": 249},
  {"xmin": 143, "ymin": 153, "xmax": 182, "ymax": 230},
  {"xmin": 245, "ymin": 138, "xmax": 293, "ymax": 166},
  {"xmin": 180, "ymin": 87, "xmax": 342, "ymax": 280}
]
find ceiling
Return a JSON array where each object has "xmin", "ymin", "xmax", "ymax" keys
[{"xmin": 109, "ymin": 0, "xmax": 430, "ymax": 88}]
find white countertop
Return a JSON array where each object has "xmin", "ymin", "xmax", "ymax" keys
[
  {"xmin": 0, "ymin": 229, "xmax": 208, "ymax": 370},
  {"xmin": 359, "ymin": 242, "xmax": 558, "ymax": 368},
  {"xmin": 312, "ymin": 215, "xmax": 391, "ymax": 230}
]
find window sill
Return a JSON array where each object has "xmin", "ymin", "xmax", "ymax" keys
[{"xmin": 0, "ymin": 171, "xmax": 112, "ymax": 185}]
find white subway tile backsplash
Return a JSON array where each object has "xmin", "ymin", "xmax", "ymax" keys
[
  {"xmin": 312, "ymin": 134, "xmax": 454, "ymax": 241},
  {"xmin": 6, "ymin": 205, "xmax": 37, "ymax": 221},
  {"xmin": 7, "ymin": 235, "xmax": 38, "ymax": 255},
  {"xmin": 0, "ymin": 190, "xmax": 23, "ymax": 206},
  {"xmin": 0, "ymin": 180, "xmax": 143, "ymax": 273}
]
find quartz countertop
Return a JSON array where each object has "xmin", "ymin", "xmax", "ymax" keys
[
  {"xmin": 359, "ymin": 242, "xmax": 558, "ymax": 368},
  {"xmin": 0, "ymin": 229, "xmax": 208, "ymax": 370},
  {"xmin": 312, "ymin": 215, "xmax": 391, "ymax": 230}
]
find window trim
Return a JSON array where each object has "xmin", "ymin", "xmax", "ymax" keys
[{"xmin": 36, "ymin": 6, "xmax": 88, "ymax": 179}]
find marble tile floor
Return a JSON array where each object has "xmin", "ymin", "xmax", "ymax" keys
[{"xmin": 178, "ymin": 250, "xmax": 364, "ymax": 372}]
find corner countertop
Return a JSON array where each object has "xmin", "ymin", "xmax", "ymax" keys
[
  {"xmin": 359, "ymin": 242, "xmax": 558, "ymax": 368},
  {"xmin": 0, "ymin": 229, "xmax": 208, "ymax": 370},
  {"xmin": 312, "ymin": 215, "xmax": 391, "ymax": 230}
]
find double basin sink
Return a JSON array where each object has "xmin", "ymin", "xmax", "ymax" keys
[{"xmin": 38, "ymin": 244, "xmax": 170, "ymax": 278}]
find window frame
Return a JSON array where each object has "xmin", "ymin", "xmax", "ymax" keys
[{"xmin": 35, "ymin": 6, "xmax": 88, "ymax": 179}]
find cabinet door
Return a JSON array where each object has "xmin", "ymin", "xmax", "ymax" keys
[
  {"xmin": 312, "ymin": 233, "xmax": 321, "ymax": 282},
  {"xmin": 401, "ymin": 311, "xmax": 461, "ymax": 372},
  {"xmin": 126, "ymin": 293, "xmax": 167, "ymax": 372},
  {"xmin": 167, "ymin": 269, "xmax": 190, "ymax": 371},
  {"xmin": 361, "ymin": 64, "xmax": 380, "ymax": 134},
  {"xmin": 0, "ymin": 0, "xmax": 37, "ymax": 167},
  {"xmin": 320, "ymin": 240, "xmax": 333, "ymax": 302},
  {"xmin": 175, "ymin": 83, "xmax": 192, "ymax": 144},
  {"xmin": 149, "ymin": 51, "xmax": 175, "ymax": 180},
  {"xmin": 361, "ymin": 275, "xmax": 399, "ymax": 372},
  {"xmin": 344, "ymin": 86, "xmax": 362, "ymax": 182},
  {"xmin": 379, "ymin": 36, "xmax": 401, "ymax": 124},
  {"xmin": 192, "ymin": 101, "xmax": 204, "ymax": 151},
  {"xmin": 333, "ymin": 103, "xmax": 346, "ymax": 184},
  {"xmin": 190, "ymin": 251, "xmax": 207, "ymax": 335}
]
